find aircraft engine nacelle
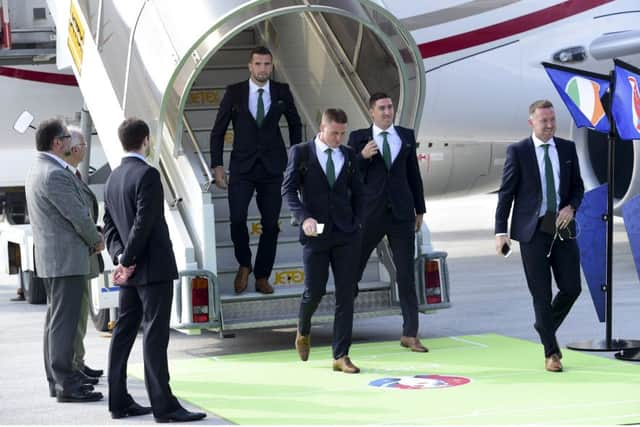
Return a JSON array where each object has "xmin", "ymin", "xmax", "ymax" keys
[{"xmin": 575, "ymin": 127, "xmax": 640, "ymax": 214}]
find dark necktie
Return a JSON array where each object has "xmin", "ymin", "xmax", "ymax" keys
[
  {"xmin": 75, "ymin": 170, "xmax": 82, "ymax": 181},
  {"xmin": 381, "ymin": 131, "xmax": 392, "ymax": 170},
  {"xmin": 325, "ymin": 148, "xmax": 335, "ymax": 188},
  {"xmin": 256, "ymin": 88, "xmax": 265, "ymax": 127},
  {"xmin": 542, "ymin": 144, "xmax": 557, "ymax": 212}
]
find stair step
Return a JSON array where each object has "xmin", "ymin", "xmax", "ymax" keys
[
  {"xmin": 219, "ymin": 283, "xmax": 395, "ymax": 329},
  {"xmin": 215, "ymin": 258, "xmax": 381, "ymax": 294}
]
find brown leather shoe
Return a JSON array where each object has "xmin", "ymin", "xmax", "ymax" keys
[
  {"xmin": 295, "ymin": 331, "xmax": 310, "ymax": 361},
  {"xmin": 255, "ymin": 277, "xmax": 274, "ymax": 294},
  {"xmin": 400, "ymin": 336, "xmax": 429, "ymax": 352},
  {"xmin": 332, "ymin": 356, "xmax": 360, "ymax": 374},
  {"xmin": 545, "ymin": 353, "xmax": 563, "ymax": 372},
  {"xmin": 234, "ymin": 266, "xmax": 251, "ymax": 294}
]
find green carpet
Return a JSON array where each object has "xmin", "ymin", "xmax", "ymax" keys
[{"xmin": 130, "ymin": 334, "xmax": 640, "ymax": 424}]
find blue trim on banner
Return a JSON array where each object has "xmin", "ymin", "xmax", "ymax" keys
[
  {"xmin": 622, "ymin": 194, "xmax": 640, "ymax": 286},
  {"xmin": 576, "ymin": 184, "xmax": 607, "ymax": 322}
]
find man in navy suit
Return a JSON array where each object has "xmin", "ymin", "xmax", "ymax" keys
[
  {"xmin": 210, "ymin": 46, "xmax": 302, "ymax": 295},
  {"xmin": 348, "ymin": 93, "xmax": 427, "ymax": 353},
  {"xmin": 282, "ymin": 109, "xmax": 364, "ymax": 373},
  {"xmin": 104, "ymin": 118, "xmax": 206, "ymax": 422},
  {"xmin": 495, "ymin": 100, "xmax": 584, "ymax": 372}
]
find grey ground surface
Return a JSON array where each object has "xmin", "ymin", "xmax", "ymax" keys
[{"xmin": 1, "ymin": 194, "xmax": 639, "ymax": 425}]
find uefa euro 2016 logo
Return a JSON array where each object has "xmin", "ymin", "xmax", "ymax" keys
[{"xmin": 369, "ymin": 374, "xmax": 470, "ymax": 389}]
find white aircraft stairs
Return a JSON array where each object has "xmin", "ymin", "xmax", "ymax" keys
[{"xmin": 54, "ymin": 0, "xmax": 447, "ymax": 333}]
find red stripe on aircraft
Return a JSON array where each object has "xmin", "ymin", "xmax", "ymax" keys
[
  {"xmin": 0, "ymin": 66, "xmax": 78, "ymax": 86},
  {"xmin": 419, "ymin": 0, "xmax": 613, "ymax": 58}
]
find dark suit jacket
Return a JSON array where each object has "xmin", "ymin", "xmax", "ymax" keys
[
  {"xmin": 76, "ymin": 174, "xmax": 104, "ymax": 277},
  {"xmin": 103, "ymin": 157, "xmax": 178, "ymax": 286},
  {"xmin": 210, "ymin": 79, "xmax": 302, "ymax": 175},
  {"xmin": 348, "ymin": 126, "xmax": 426, "ymax": 222},
  {"xmin": 282, "ymin": 141, "xmax": 365, "ymax": 244},
  {"xmin": 495, "ymin": 136, "xmax": 584, "ymax": 243}
]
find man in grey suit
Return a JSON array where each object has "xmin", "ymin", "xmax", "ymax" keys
[
  {"xmin": 65, "ymin": 126, "xmax": 104, "ymax": 381},
  {"xmin": 25, "ymin": 119, "xmax": 104, "ymax": 403}
]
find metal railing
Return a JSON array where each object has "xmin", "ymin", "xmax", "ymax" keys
[{"xmin": 182, "ymin": 114, "xmax": 215, "ymax": 192}]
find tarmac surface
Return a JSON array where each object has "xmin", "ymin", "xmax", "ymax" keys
[{"xmin": 1, "ymin": 194, "xmax": 639, "ymax": 425}]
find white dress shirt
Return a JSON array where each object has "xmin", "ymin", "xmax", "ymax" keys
[
  {"xmin": 314, "ymin": 135, "xmax": 344, "ymax": 178},
  {"xmin": 372, "ymin": 124, "xmax": 401, "ymax": 164},
  {"xmin": 532, "ymin": 134, "xmax": 560, "ymax": 217},
  {"xmin": 42, "ymin": 151, "xmax": 72, "ymax": 170},
  {"xmin": 248, "ymin": 79, "xmax": 271, "ymax": 120},
  {"xmin": 123, "ymin": 152, "xmax": 147, "ymax": 162}
]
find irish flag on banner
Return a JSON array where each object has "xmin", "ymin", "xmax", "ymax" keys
[{"xmin": 542, "ymin": 62, "xmax": 611, "ymax": 134}]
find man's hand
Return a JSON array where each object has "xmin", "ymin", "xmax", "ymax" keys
[
  {"xmin": 556, "ymin": 205, "xmax": 575, "ymax": 229},
  {"xmin": 213, "ymin": 166, "xmax": 227, "ymax": 190},
  {"xmin": 302, "ymin": 218, "xmax": 319, "ymax": 237},
  {"xmin": 112, "ymin": 264, "xmax": 136, "ymax": 285},
  {"xmin": 415, "ymin": 214, "xmax": 424, "ymax": 232},
  {"xmin": 91, "ymin": 237, "xmax": 105, "ymax": 255},
  {"xmin": 360, "ymin": 140, "xmax": 379, "ymax": 159},
  {"xmin": 495, "ymin": 235, "xmax": 511, "ymax": 256}
]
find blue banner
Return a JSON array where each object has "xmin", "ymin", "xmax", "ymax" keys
[
  {"xmin": 622, "ymin": 194, "xmax": 640, "ymax": 286},
  {"xmin": 542, "ymin": 62, "xmax": 610, "ymax": 133},
  {"xmin": 612, "ymin": 59, "xmax": 640, "ymax": 141},
  {"xmin": 576, "ymin": 184, "xmax": 607, "ymax": 322}
]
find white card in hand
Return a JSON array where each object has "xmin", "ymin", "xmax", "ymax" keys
[{"xmin": 316, "ymin": 223, "xmax": 325, "ymax": 234}]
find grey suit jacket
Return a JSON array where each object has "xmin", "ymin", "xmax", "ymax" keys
[
  {"xmin": 25, "ymin": 153, "xmax": 102, "ymax": 278},
  {"xmin": 75, "ymin": 174, "xmax": 104, "ymax": 279}
]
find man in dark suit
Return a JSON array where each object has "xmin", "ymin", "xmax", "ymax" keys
[
  {"xmin": 348, "ymin": 92, "xmax": 427, "ymax": 353},
  {"xmin": 495, "ymin": 99, "xmax": 584, "ymax": 372},
  {"xmin": 282, "ymin": 109, "xmax": 364, "ymax": 373},
  {"xmin": 210, "ymin": 46, "xmax": 302, "ymax": 295},
  {"xmin": 103, "ymin": 118, "xmax": 206, "ymax": 422},
  {"xmin": 65, "ymin": 126, "xmax": 104, "ymax": 383},
  {"xmin": 25, "ymin": 119, "xmax": 104, "ymax": 403}
]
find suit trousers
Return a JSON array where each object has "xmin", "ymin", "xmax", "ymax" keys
[
  {"xmin": 228, "ymin": 161, "xmax": 282, "ymax": 279},
  {"xmin": 357, "ymin": 205, "xmax": 419, "ymax": 337},
  {"xmin": 43, "ymin": 275, "xmax": 84, "ymax": 394},
  {"xmin": 72, "ymin": 280, "xmax": 89, "ymax": 371},
  {"xmin": 519, "ymin": 227, "xmax": 581, "ymax": 357},
  {"xmin": 108, "ymin": 281, "xmax": 180, "ymax": 417},
  {"xmin": 298, "ymin": 230, "xmax": 359, "ymax": 359}
]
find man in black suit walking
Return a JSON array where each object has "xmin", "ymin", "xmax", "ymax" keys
[
  {"xmin": 282, "ymin": 109, "xmax": 364, "ymax": 373},
  {"xmin": 104, "ymin": 118, "xmax": 206, "ymax": 422},
  {"xmin": 495, "ymin": 100, "xmax": 584, "ymax": 372},
  {"xmin": 348, "ymin": 92, "xmax": 427, "ymax": 353},
  {"xmin": 210, "ymin": 46, "xmax": 302, "ymax": 295}
]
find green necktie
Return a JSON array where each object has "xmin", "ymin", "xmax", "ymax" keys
[
  {"xmin": 325, "ymin": 148, "xmax": 335, "ymax": 188},
  {"xmin": 256, "ymin": 88, "xmax": 265, "ymax": 127},
  {"xmin": 381, "ymin": 131, "xmax": 392, "ymax": 170},
  {"xmin": 542, "ymin": 144, "xmax": 557, "ymax": 212}
]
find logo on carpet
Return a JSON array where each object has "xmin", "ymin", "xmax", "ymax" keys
[{"xmin": 369, "ymin": 374, "xmax": 470, "ymax": 389}]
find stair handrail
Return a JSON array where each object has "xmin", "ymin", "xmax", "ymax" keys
[{"xmin": 182, "ymin": 114, "xmax": 215, "ymax": 192}]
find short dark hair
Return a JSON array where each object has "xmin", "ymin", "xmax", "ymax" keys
[
  {"xmin": 322, "ymin": 108, "xmax": 348, "ymax": 124},
  {"xmin": 368, "ymin": 92, "xmax": 392, "ymax": 109},
  {"xmin": 249, "ymin": 46, "xmax": 272, "ymax": 61},
  {"xmin": 118, "ymin": 118, "xmax": 149, "ymax": 152},
  {"xmin": 529, "ymin": 99, "xmax": 554, "ymax": 116},
  {"xmin": 35, "ymin": 118, "xmax": 66, "ymax": 152}
]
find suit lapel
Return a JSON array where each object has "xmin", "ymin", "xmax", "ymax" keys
[
  {"xmin": 263, "ymin": 81, "xmax": 277, "ymax": 122},
  {"xmin": 334, "ymin": 145, "xmax": 350, "ymax": 184},
  {"xmin": 555, "ymin": 139, "xmax": 569, "ymax": 197},
  {"xmin": 241, "ymin": 80, "xmax": 255, "ymax": 123},
  {"xmin": 391, "ymin": 128, "xmax": 412, "ymax": 170}
]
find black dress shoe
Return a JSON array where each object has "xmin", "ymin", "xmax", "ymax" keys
[
  {"xmin": 74, "ymin": 370, "xmax": 99, "ymax": 385},
  {"xmin": 155, "ymin": 407, "xmax": 206, "ymax": 423},
  {"xmin": 56, "ymin": 389, "xmax": 103, "ymax": 403},
  {"xmin": 50, "ymin": 384, "xmax": 94, "ymax": 398},
  {"xmin": 82, "ymin": 365, "xmax": 103, "ymax": 378},
  {"xmin": 111, "ymin": 401, "xmax": 153, "ymax": 419}
]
